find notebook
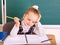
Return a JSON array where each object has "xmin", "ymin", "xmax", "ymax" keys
[
  {"xmin": 0, "ymin": 32, "xmax": 8, "ymax": 42},
  {"xmin": 4, "ymin": 35, "xmax": 51, "ymax": 45}
]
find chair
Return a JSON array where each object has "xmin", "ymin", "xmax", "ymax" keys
[{"xmin": 3, "ymin": 22, "xmax": 15, "ymax": 35}]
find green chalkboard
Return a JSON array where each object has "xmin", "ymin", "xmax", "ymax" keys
[
  {"xmin": 6, "ymin": 0, "xmax": 60, "ymax": 25},
  {"xmin": 0, "ymin": 0, "xmax": 2, "ymax": 24}
]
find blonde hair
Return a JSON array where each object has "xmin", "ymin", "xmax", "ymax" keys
[{"xmin": 23, "ymin": 6, "xmax": 41, "ymax": 21}]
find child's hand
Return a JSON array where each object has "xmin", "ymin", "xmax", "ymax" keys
[{"xmin": 13, "ymin": 17, "xmax": 20, "ymax": 27}]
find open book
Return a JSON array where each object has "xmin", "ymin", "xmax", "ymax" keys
[{"xmin": 4, "ymin": 35, "xmax": 51, "ymax": 45}]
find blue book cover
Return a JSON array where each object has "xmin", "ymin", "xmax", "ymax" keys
[{"xmin": 0, "ymin": 32, "xmax": 8, "ymax": 42}]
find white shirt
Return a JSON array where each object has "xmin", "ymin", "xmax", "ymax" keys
[
  {"xmin": 10, "ymin": 21, "xmax": 47, "ymax": 37},
  {"xmin": 21, "ymin": 21, "xmax": 30, "ymax": 33}
]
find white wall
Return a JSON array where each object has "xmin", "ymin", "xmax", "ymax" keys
[{"xmin": 43, "ymin": 25, "xmax": 60, "ymax": 45}]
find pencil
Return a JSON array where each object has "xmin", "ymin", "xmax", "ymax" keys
[
  {"xmin": 41, "ymin": 39, "xmax": 52, "ymax": 43},
  {"xmin": 25, "ymin": 34, "xmax": 28, "ymax": 43},
  {"xmin": 6, "ymin": 16, "xmax": 14, "ymax": 19}
]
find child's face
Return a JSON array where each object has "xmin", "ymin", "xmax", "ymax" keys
[{"xmin": 23, "ymin": 12, "xmax": 39, "ymax": 27}]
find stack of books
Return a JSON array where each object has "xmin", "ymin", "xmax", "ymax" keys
[{"xmin": 0, "ymin": 32, "xmax": 8, "ymax": 42}]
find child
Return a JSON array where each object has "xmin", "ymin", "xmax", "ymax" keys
[
  {"xmin": 10, "ymin": 5, "xmax": 43, "ymax": 36},
  {"xmin": 10, "ymin": 5, "xmax": 50, "ymax": 43}
]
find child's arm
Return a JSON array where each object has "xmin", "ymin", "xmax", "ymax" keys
[
  {"xmin": 10, "ymin": 17, "xmax": 20, "ymax": 36},
  {"xmin": 10, "ymin": 24, "xmax": 19, "ymax": 37},
  {"xmin": 34, "ymin": 22, "xmax": 47, "ymax": 36},
  {"xmin": 34, "ymin": 22, "xmax": 51, "ymax": 43},
  {"xmin": 7, "ymin": 16, "xmax": 20, "ymax": 36}
]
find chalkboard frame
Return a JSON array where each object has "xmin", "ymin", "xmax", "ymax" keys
[{"xmin": 0, "ymin": 0, "xmax": 2, "ymax": 24}]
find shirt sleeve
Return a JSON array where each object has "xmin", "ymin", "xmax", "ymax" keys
[
  {"xmin": 34, "ymin": 22, "xmax": 45, "ymax": 36},
  {"xmin": 34, "ymin": 22, "xmax": 51, "ymax": 44},
  {"xmin": 10, "ymin": 24, "xmax": 19, "ymax": 37}
]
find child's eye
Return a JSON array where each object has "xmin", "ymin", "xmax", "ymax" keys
[
  {"xmin": 28, "ymin": 19, "xmax": 31, "ymax": 21},
  {"xmin": 27, "ymin": 18, "xmax": 37, "ymax": 24},
  {"xmin": 32, "ymin": 21, "xmax": 37, "ymax": 24}
]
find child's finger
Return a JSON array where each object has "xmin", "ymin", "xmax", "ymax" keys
[{"xmin": 14, "ymin": 17, "xmax": 20, "ymax": 21}]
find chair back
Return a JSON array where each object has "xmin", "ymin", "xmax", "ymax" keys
[{"xmin": 3, "ymin": 22, "xmax": 15, "ymax": 35}]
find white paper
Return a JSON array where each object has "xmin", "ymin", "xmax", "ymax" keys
[
  {"xmin": 26, "ymin": 35, "xmax": 50, "ymax": 44},
  {"xmin": 4, "ymin": 35, "xmax": 26, "ymax": 45}
]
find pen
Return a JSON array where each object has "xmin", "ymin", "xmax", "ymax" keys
[
  {"xmin": 41, "ymin": 39, "xmax": 52, "ymax": 43},
  {"xmin": 25, "ymin": 34, "xmax": 28, "ymax": 43}
]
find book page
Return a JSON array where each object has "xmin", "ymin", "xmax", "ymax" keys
[
  {"xmin": 4, "ymin": 35, "xmax": 26, "ymax": 45},
  {"xmin": 26, "ymin": 35, "xmax": 50, "ymax": 44}
]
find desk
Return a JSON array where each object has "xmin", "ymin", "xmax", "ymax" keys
[
  {"xmin": 13, "ymin": 44, "xmax": 51, "ymax": 45},
  {"xmin": 0, "ymin": 43, "xmax": 50, "ymax": 45},
  {"xmin": 47, "ymin": 35, "xmax": 56, "ymax": 45},
  {"xmin": 0, "ymin": 42, "xmax": 3, "ymax": 45}
]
